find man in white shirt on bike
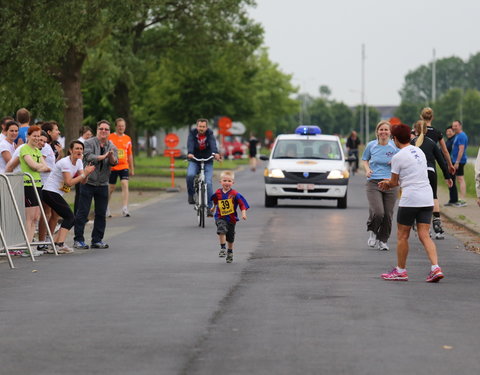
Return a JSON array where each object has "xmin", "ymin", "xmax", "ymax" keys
[{"xmin": 186, "ymin": 119, "xmax": 221, "ymax": 215}]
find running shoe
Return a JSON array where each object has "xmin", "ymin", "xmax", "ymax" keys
[
  {"xmin": 226, "ymin": 251, "xmax": 233, "ymax": 263},
  {"xmin": 454, "ymin": 201, "xmax": 467, "ymax": 207},
  {"xmin": 219, "ymin": 249, "xmax": 227, "ymax": 257},
  {"xmin": 444, "ymin": 201, "xmax": 455, "ymax": 207},
  {"xmin": 56, "ymin": 244, "xmax": 74, "ymax": 254},
  {"xmin": 367, "ymin": 231, "xmax": 377, "ymax": 248},
  {"xmin": 37, "ymin": 244, "xmax": 48, "ymax": 251},
  {"xmin": 377, "ymin": 241, "xmax": 389, "ymax": 251},
  {"xmin": 432, "ymin": 218, "xmax": 444, "ymax": 239},
  {"xmin": 426, "ymin": 267, "xmax": 444, "ymax": 283},
  {"xmin": 381, "ymin": 267, "xmax": 408, "ymax": 281},
  {"xmin": 122, "ymin": 207, "xmax": 130, "ymax": 217},
  {"xmin": 73, "ymin": 241, "xmax": 89, "ymax": 249},
  {"xmin": 91, "ymin": 241, "xmax": 109, "ymax": 249},
  {"xmin": 188, "ymin": 195, "xmax": 195, "ymax": 204}
]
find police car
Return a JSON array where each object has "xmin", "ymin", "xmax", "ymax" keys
[{"xmin": 261, "ymin": 126, "xmax": 350, "ymax": 208}]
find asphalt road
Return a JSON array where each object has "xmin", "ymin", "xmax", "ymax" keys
[{"xmin": 1, "ymin": 168, "xmax": 480, "ymax": 375}]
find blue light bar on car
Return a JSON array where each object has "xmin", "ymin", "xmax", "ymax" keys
[{"xmin": 295, "ymin": 125, "xmax": 322, "ymax": 135}]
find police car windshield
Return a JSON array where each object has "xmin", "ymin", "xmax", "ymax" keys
[{"xmin": 272, "ymin": 139, "xmax": 341, "ymax": 160}]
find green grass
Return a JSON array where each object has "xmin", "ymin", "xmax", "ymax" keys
[
  {"xmin": 128, "ymin": 177, "xmax": 172, "ymax": 190},
  {"xmin": 466, "ymin": 146, "xmax": 479, "ymax": 158},
  {"xmin": 135, "ymin": 167, "xmax": 187, "ymax": 177},
  {"xmin": 437, "ymin": 162, "xmax": 477, "ymax": 198}
]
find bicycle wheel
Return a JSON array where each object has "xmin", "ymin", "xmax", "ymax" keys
[{"xmin": 199, "ymin": 183, "xmax": 206, "ymax": 228}]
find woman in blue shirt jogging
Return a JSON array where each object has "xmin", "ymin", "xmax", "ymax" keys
[{"xmin": 362, "ymin": 121, "xmax": 399, "ymax": 251}]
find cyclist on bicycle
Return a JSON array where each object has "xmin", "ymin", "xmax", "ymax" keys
[
  {"xmin": 346, "ymin": 130, "xmax": 360, "ymax": 173},
  {"xmin": 186, "ymin": 119, "xmax": 221, "ymax": 214}
]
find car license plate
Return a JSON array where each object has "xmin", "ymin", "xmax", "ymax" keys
[{"xmin": 297, "ymin": 183, "xmax": 314, "ymax": 190}]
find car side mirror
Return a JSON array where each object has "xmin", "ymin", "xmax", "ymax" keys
[{"xmin": 259, "ymin": 154, "xmax": 269, "ymax": 161}]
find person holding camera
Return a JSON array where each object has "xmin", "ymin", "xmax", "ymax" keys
[{"xmin": 74, "ymin": 120, "xmax": 118, "ymax": 250}]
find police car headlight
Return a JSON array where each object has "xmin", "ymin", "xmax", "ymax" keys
[
  {"xmin": 327, "ymin": 169, "xmax": 348, "ymax": 179},
  {"xmin": 267, "ymin": 168, "xmax": 285, "ymax": 178}
]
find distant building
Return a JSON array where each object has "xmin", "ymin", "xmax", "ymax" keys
[{"xmin": 375, "ymin": 105, "xmax": 398, "ymax": 121}]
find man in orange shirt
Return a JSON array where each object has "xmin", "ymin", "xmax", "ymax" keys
[{"xmin": 108, "ymin": 118, "xmax": 134, "ymax": 217}]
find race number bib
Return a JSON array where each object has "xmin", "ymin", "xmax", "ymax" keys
[
  {"xmin": 59, "ymin": 182, "xmax": 71, "ymax": 193},
  {"xmin": 117, "ymin": 149, "xmax": 125, "ymax": 159},
  {"xmin": 218, "ymin": 198, "xmax": 234, "ymax": 216}
]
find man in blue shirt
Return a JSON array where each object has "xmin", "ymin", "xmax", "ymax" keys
[{"xmin": 451, "ymin": 120, "xmax": 468, "ymax": 206}]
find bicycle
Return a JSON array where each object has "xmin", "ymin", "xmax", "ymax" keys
[
  {"xmin": 347, "ymin": 150, "xmax": 358, "ymax": 176},
  {"xmin": 190, "ymin": 155, "xmax": 215, "ymax": 228}
]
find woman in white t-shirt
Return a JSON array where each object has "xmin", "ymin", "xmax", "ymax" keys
[
  {"xmin": 0, "ymin": 121, "xmax": 18, "ymax": 173},
  {"xmin": 378, "ymin": 123, "xmax": 444, "ymax": 283},
  {"xmin": 42, "ymin": 141, "xmax": 95, "ymax": 253},
  {"xmin": 37, "ymin": 131, "xmax": 60, "ymax": 252}
]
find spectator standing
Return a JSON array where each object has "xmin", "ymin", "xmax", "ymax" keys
[
  {"xmin": 15, "ymin": 108, "xmax": 31, "ymax": 145},
  {"xmin": 1, "ymin": 116, "xmax": 14, "ymax": 141},
  {"xmin": 19, "ymin": 126, "xmax": 50, "ymax": 244},
  {"xmin": 445, "ymin": 126, "xmax": 458, "ymax": 206},
  {"xmin": 346, "ymin": 130, "xmax": 361, "ymax": 172},
  {"xmin": 451, "ymin": 120, "xmax": 468, "ymax": 207},
  {"xmin": 42, "ymin": 121, "xmax": 64, "ymax": 161},
  {"xmin": 73, "ymin": 120, "xmax": 118, "ymax": 249},
  {"xmin": 248, "ymin": 134, "xmax": 259, "ymax": 172},
  {"xmin": 78, "ymin": 126, "xmax": 93, "ymax": 144},
  {"xmin": 108, "ymin": 118, "xmax": 134, "ymax": 217},
  {"xmin": 0, "ymin": 121, "xmax": 18, "ymax": 173}
]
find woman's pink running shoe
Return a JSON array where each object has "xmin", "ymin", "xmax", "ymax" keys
[
  {"xmin": 381, "ymin": 267, "xmax": 408, "ymax": 281},
  {"xmin": 426, "ymin": 267, "xmax": 444, "ymax": 282}
]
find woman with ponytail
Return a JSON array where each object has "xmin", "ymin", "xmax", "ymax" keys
[
  {"xmin": 412, "ymin": 120, "xmax": 453, "ymax": 239},
  {"xmin": 419, "ymin": 107, "xmax": 455, "ymax": 175}
]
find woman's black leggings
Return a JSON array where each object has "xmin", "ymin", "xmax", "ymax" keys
[{"xmin": 41, "ymin": 190, "xmax": 75, "ymax": 230}]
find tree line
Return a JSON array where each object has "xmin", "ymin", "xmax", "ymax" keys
[
  {"xmin": 0, "ymin": 0, "xmax": 299, "ymax": 147},
  {"xmin": 395, "ymin": 53, "xmax": 480, "ymax": 143}
]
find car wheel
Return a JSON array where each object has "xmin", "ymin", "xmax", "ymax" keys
[
  {"xmin": 337, "ymin": 192, "xmax": 347, "ymax": 209},
  {"xmin": 265, "ymin": 191, "xmax": 277, "ymax": 207}
]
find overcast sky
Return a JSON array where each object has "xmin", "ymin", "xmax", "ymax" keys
[{"xmin": 248, "ymin": 0, "xmax": 480, "ymax": 106}]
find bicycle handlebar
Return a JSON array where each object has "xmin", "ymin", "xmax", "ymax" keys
[{"xmin": 189, "ymin": 155, "xmax": 215, "ymax": 162}]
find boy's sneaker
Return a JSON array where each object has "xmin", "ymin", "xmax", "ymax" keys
[
  {"xmin": 226, "ymin": 251, "xmax": 233, "ymax": 263},
  {"xmin": 122, "ymin": 207, "xmax": 130, "ymax": 217},
  {"xmin": 381, "ymin": 267, "xmax": 408, "ymax": 281},
  {"xmin": 367, "ymin": 231, "xmax": 377, "ymax": 248},
  {"xmin": 56, "ymin": 244, "xmax": 74, "ymax": 254},
  {"xmin": 91, "ymin": 241, "xmax": 109, "ymax": 249},
  {"xmin": 73, "ymin": 241, "xmax": 89, "ymax": 249},
  {"xmin": 426, "ymin": 267, "xmax": 444, "ymax": 283},
  {"xmin": 377, "ymin": 241, "xmax": 389, "ymax": 251},
  {"xmin": 219, "ymin": 249, "xmax": 227, "ymax": 257}
]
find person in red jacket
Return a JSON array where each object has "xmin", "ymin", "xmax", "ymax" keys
[{"xmin": 210, "ymin": 170, "xmax": 249, "ymax": 263}]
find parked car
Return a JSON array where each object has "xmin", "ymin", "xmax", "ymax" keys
[
  {"xmin": 221, "ymin": 136, "xmax": 247, "ymax": 159},
  {"xmin": 260, "ymin": 126, "xmax": 350, "ymax": 208}
]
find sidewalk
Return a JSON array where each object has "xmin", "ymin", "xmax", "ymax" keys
[{"xmin": 437, "ymin": 187, "xmax": 480, "ymax": 235}]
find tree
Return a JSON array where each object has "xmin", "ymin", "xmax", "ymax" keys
[
  {"xmin": 394, "ymin": 102, "xmax": 423, "ymax": 126},
  {"xmin": 353, "ymin": 105, "xmax": 380, "ymax": 142},
  {"xmin": 309, "ymin": 98, "xmax": 333, "ymax": 133},
  {"xmin": 432, "ymin": 88, "xmax": 462, "ymax": 129},
  {"xmin": 0, "ymin": 1, "xmax": 137, "ymax": 143},
  {"xmin": 330, "ymin": 102, "xmax": 353, "ymax": 135},
  {"xmin": 319, "ymin": 85, "xmax": 332, "ymax": 99},
  {"xmin": 459, "ymin": 89, "xmax": 480, "ymax": 143}
]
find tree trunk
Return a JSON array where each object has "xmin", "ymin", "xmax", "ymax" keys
[
  {"xmin": 59, "ymin": 46, "xmax": 86, "ymax": 146},
  {"xmin": 113, "ymin": 79, "xmax": 138, "ymax": 155}
]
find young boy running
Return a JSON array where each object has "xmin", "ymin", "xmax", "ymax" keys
[{"xmin": 211, "ymin": 171, "xmax": 249, "ymax": 263}]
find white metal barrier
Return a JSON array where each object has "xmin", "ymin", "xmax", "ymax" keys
[{"xmin": 0, "ymin": 172, "xmax": 57, "ymax": 269}]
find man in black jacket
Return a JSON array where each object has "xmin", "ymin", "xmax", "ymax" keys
[{"xmin": 186, "ymin": 119, "xmax": 220, "ymax": 211}]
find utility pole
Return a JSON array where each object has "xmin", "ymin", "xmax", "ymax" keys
[
  {"xmin": 432, "ymin": 48, "xmax": 436, "ymax": 102},
  {"xmin": 361, "ymin": 44, "xmax": 367, "ymax": 143}
]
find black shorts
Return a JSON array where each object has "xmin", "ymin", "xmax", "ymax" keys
[
  {"xmin": 427, "ymin": 170, "xmax": 438, "ymax": 199},
  {"xmin": 109, "ymin": 169, "xmax": 129, "ymax": 184},
  {"xmin": 397, "ymin": 206, "xmax": 433, "ymax": 227},
  {"xmin": 25, "ymin": 185, "xmax": 42, "ymax": 207},
  {"xmin": 216, "ymin": 218, "xmax": 236, "ymax": 243},
  {"xmin": 455, "ymin": 163, "xmax": 465, "ymax": 177}
]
